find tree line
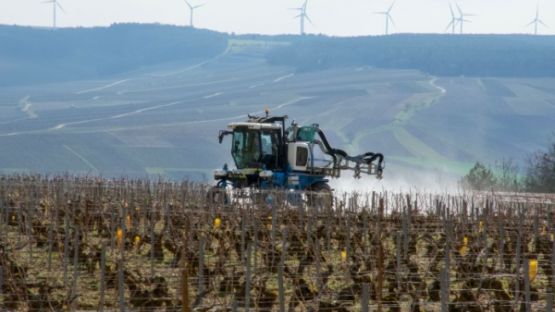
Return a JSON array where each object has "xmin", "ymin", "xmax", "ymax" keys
[
  {"xmin": 0, "ymin": 24, "xmax": 228, "ymax": 86},
  {"xmin": 461, "ymin": 137, "xmax": 555, "ymax": 193},
  {"xmin": 265, "ymin": 34, "xmax": 555, "ymax": 77}
]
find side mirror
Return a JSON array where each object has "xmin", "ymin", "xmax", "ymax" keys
[{"xmin": 218, "ymin": 130, "xmax": 232, "ymax": 144}]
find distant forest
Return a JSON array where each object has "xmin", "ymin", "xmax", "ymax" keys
[
  {"xmin": 2, "ymin": 25, "xmax": 555, "ymax": 86},
  {"xmin": 0, "ymin": 24, "xmax": 228, "ymax": 86},
  {"xmin": 264, "ymin": 34, "xmax": 555, "ymax": 77}
]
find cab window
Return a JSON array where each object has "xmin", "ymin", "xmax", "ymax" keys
[
  {"xmin": 261, "ymin": 131, "xmax": 279, "ymax": 169},
  {"xmin": 232, "ymin": 130, "xmax": 261, "ymax": 169}
]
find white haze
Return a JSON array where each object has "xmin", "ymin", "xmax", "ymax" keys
[{"xmin": 329, "ymin": 167, "xmax": 461, "ymax": 194}]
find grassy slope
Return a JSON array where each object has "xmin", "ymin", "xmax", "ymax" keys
[{"xmin": 0, "ymin": 37, "xmax": 554, "ymax": 180}]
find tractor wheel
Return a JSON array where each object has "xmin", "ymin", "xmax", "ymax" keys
[
  {"xmin": 307, "ymin": 183, "xmax": 333, "ymax": 209},
  {"xmin": 207, "ymin": 187, "xmax": 229, "ymax": 206}
]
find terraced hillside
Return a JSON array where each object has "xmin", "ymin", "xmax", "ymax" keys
[{"xmin": 0, "ymin": 39, "xmax": 554, "ymax": 182}]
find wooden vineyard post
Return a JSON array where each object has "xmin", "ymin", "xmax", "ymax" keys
[
  {"xmin": 241, "ymin": 212, "xmax": 246, "ymax": 266},
  {"xmin": 547, "ymin": 292, "xmax": 553, "ymax": 312},
  {"xmin": 63, "ymin": 214, "xmax": 70, "ymax": 288},
  {"xmin": 278, "ymin": 228, "xmax": 288, "ymax": 312},
  {"xmin": 182, "ymin": 261, "xmax": 190, "ymax": 312},
  {"xmin": 363, "ymin": 206, "xmax": 369, "ymax": 255},
  {"xmin": 515, "ymin": 207, "xmax": 523, "ymax": 309},
  {"xmin": 325, "ymin": 207, "xmax": 331, "ymax": 251},
  {"xmin": 498, "ymin": 216, "xmax": 505, "ymax": 269},
  {"xmin": 523, "ymin": 257, "xmax": 531, "ymax": 312},
  {"xmin": 0, "ymin": 265, "xmax": 3, "ymax": 311},
  {"xmin": 552, "ymin": 232, "xmax": 555, "ymax": 299},
  {"xmin": 182, "ymin": 228, "xmax": 190, "ymax": 312},
  {"xmin": 198, "ymin": 237, "xmax": 205, "ymax": 299},
  {"xmin": 315, "ymin": 238, "xmax": 322, "ymax": 291},
  {"xmin": 118, "ymin": 258, "xmax": 125, "ymax": 311},
  {"xmin": 377, "ymin": 197, "xmax": 384, "ymax": 312},
  {"xmin": 70, "ymin": 227, "xmax": 80, "ymax": 311},
  {"xmin": 441, "ymin": 216, "xmax": 451, "ymax": 312},
  {"xmin": 99, "ymin": 243, "xmax": 106, "ymax": 312},
  {"xmin": 361, "ymin": 283, "xmax": 370, "ymax": 312},
  {"xmin": 271, "ymin": 203, "xmax": 277, "ymax": 248},
  {"xmin": 149, "ymin": 215, "xmax": 155, "ymax": 279},
  {"xmin": 245, "ymin": 242, "xmax": 252, "ymax": 312},
  {"xmin": 396, "ymin": 231, "xmax": 402, "ymax": 292},
  {"xmin": 47, "ymin": 216, "xmax": 53, "ymax": 273},
  {"xmin": 403, "ymin": 195, "xmax": 411, "ymax": 261}
]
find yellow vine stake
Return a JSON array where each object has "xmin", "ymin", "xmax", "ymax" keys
[
  {"xmin": 459, "ymin": 236, "xmax": 469, "ymax": 257},
  {"xmin": 529, "ymin": 258, "xmax": 538, "ymax": 282},
  {"xmin": 116, "ymin": 227, "xmax": 123, "ymax": 249},
  {"xmin": 213, "ymin": 217, "xmax": 222, "ymax": 229},
  {"xmin": 133, "ymin": 235, "xmax": 141, "ymax": 248},
  {"xmin": 126, "ymin": 214, "xmax": 132, "ymax": 230},
  {"xmin": 340, "ymin": 248, "xmax": 347, "ymax": 263},
  {"xmin": 478, "ymin": 221, "xmax": 484, "ymax": 233}
]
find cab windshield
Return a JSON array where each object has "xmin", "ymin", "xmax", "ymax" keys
[{"xmin": 232, "ymin": 130, "xmax": 261, "ymax": 169}]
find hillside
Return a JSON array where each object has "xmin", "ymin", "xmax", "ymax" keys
[
  {"xmin": 0, "ymin": 25, "xmax": 554, "ymax": 184},
  {"xmin": 0, "ymin": 24, "xmax": 228, "ymax": 86}
]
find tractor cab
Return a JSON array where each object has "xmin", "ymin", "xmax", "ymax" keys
[
  {"xmin": 229, "ymin": 123, "xmax": 283, "ymax": 171},
  {"xmin": 215, "ymin": 113, "xmax": 289, "ymax": 188}
]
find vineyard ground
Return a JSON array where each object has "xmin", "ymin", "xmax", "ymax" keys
[{"xmin": 1, "ymin": 175, "xmax": 555, "ymax": 311}]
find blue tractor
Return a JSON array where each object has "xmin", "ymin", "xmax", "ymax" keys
[{"xmin": 210, "ymin": 111, "xmax": 384, "ymax": 205}]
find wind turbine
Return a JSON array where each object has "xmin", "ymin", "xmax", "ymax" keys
[
  {"xmin": 290, "ymin": 0, "xmax": 312, "ymax": 35},
  {"xmin": 184, "ymin": 0, "xmax": 204, "ymax": 28},
  {"xmin": 526, "ymin": 3, "xmax": 547, "ymax": 35},
  {"xmin": 42, "ymin": 0, "xmax": 64, "ymax": 29},
  {"xmin": 455, "ymin": 3, "xmax": 474, "ymax": 34},
  {"xmin": 445, "ymin": 3, "xmax": 458, "ymax": 34},
  {"xmin": 375, "ymin": 2, "xmax": 396, "ymax": 35}
]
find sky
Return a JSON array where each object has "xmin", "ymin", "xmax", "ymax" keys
[{"xmin": 1, "ymin": 0, "xmax": 554, "ymax": 36}]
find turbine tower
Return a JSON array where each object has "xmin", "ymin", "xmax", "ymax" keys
[
  {"xmin": 184, "ymin": 0, "xmax": 204, "ymax": 28},
  {"xmin": 291, "ymin": 0, "xmax": 312, "ymax": 35},
  {"xmin": 455, "ymin": 3, "xmax": 474, "ymax": 34},
  {"xmin": 42, "ymin": 0, "xmax": 64, "ymax": 29},
  {"xmin": 375, "ymin": 2, "xmax": 396, "ymax": 35},
  {"xmin": 445, "ymin": 3, "xmax": 458, "ymax": 34},
  {"xmin": 527, "ymin": 4, "xmax": 547, "ymax": 35}
]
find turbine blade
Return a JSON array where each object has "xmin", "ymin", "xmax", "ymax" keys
[
  {"xmin": 56, "ymin": 2, "xmax": 65, "ymax": 13},
  {"xmin": 449, "ymin": 3, "xmax": 455, "ymax": 18},
  {"xmin": 387, "ymin": 1, "xmax": 396, "ymax": 13},
  {"xmin": 525, "ymin": 20, "xmax": 536, "ymax": 27},
  {"xmin": 388, "ymin": 15, "xmax": 396, "ymax": 27},
  {"xmin": 374, "ymin": 11, "xmax": 387, "ymax": 15},
  {"xmin": 456, "ymin": 3, "xmax": 463, "ymax": 16},
  {"xmin": 305, "ymin": 14, "xmax": 313, "ymax": 25},
  {"xmin": 193, "ymin": 4, "xmax": 204, "ymax": 9},
  {"xmin": 539, "ymin": 20, "xmax": 548, "ymax": 27},
  {"xmin": 184, "ymin": 0, "xmax": 193, "ymax": 10},
  {"xmin": 445, "ymin": 21, "xmax": 454, "ymax": 31}
]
